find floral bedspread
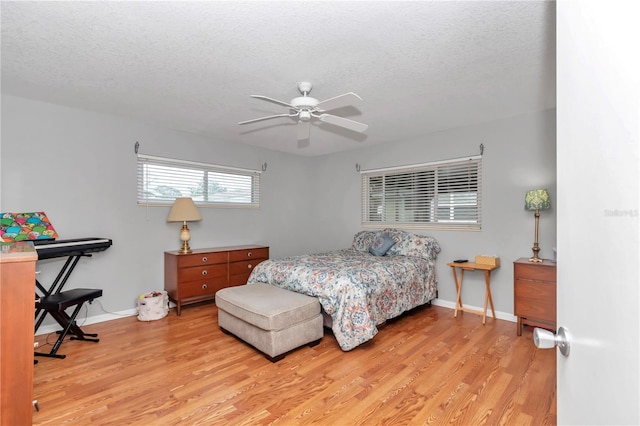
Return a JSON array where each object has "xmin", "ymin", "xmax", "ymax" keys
[{"xmin": 247, "ymin": 247, "xmax": 438, "ymax": 351}]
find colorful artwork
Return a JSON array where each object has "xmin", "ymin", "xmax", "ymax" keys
[{"xmin": 0, "ymin": 212, "xmax": 58, "ymax": 242}]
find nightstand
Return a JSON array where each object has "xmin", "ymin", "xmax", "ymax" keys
[
  {"xmin": 164, "ymin": 245, "xmax": 269, "ymax": 315},
  {"xmin": 513, "ymin": 258, "xmax": 556, "ymax": 336}
]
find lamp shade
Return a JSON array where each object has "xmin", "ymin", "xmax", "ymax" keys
[
  {"xmin": 167, "ymin": 197, "xmax": 202, "ymax": 222},
  {"xmin": 525, "ymin": 189, "xmax": 551, "ymax": 211}
]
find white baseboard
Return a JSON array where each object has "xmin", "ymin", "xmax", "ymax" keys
[
  {"xmin": 35, "ymin": 298, "xmax": 180, "ymax": 336},
  {"xmin": 35, "ymin": 308, "xmax": 138, "ymax": 336},
  {"xmin": 432, "ymin": 299, "xmax": 517, "ymax": 323}
]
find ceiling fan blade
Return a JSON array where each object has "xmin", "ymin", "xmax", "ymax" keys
[
  {"xmin": 317, "ymin": 92, "xmax": 363, "ymax": 111},
  {"xmin": 238, "ymin": 113, "xmax": 295, "ymax": 125},
  {"xmin": 297, "ymin": 120, "xmax": 311, "ymax": 140},
  {"xmin": 251, "ymin": 95, "xmax": 295, "ymax": 109},
  {"xmin": 318, "ymin": 114, "xmax": 368, "ymax": 132}
]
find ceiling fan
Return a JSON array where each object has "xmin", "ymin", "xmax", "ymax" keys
[{"xmin": 238, "ymin": 82, "xmax": 368, "ymax": 140}]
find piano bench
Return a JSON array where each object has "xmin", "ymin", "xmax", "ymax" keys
[
  {"xmin": 35, "ymin": 288, "xmax": 103, "ymax": 359},
  {"xmin": 36, "ymin": 288, "xmax": 103, "ymax": 311}
]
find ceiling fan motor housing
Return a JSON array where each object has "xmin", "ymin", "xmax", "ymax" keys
[{"xmin": 291, "ymin": 96, "xmax": 319, "ymax": 110}]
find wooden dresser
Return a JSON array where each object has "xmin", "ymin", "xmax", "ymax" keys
[
  {"xmin": 513, "ymin": 258, "xmax": 557, "ymax": 336},
  {"xmin": 1, "ymin": 242, "xmax": 38, "ymax": 425},
  {"xmin": 164, "ymin": 245, "xmax": 269, "ymax": 315}
]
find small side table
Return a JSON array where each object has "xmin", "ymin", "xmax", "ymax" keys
[{"xmin": 448, "ymin": 261, "xmax": 500, "ymax": 324}]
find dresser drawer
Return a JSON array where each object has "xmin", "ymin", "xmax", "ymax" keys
[
  {"xmin": 229, "ymin": 258, "xmax": 265, "ymax": 276},
  {"xmin": 178, "ymin": 264, "xmax": 227, "ymax": 282},
  {"xmin": 229, "ymin": 258, "xmax": 267, "ymax": 285},
  {"xmin": 176, "ymin": 252, "xmax": 227, "ymax": 268},
  {"xmin": 514, "ymin": 263, "xmax": 556, "ymax": 282},
  {"xmin": 229, "ymin": 247, "xmax": 269, "ymax": 262},
  {"xmin": 514, "ymin": 280, "xmax": 556, "ymax": 319},
  {"xmin": 229, "ymin": 274, "xmax": 251, "ymax": 287},
  {"xmin": 178, "ymin": 279, "xmax": 220, "ymax": 299}
]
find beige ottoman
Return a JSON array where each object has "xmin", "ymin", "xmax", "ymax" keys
[{"xmin": 215, "ymin": 283, "xmax": 323, "ymax": 362}]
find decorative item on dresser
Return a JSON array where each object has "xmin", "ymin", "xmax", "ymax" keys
[
  {"xmin": 164, "ymin": 245, "xmax": 269, "ymax": 315},
  {"xmin": 524, "ymin": 189, "xmax": 551, "ymax": 263},
  {"xmin": 513, "ymin": 258, "xmax": 557, "ymax": 336},
  {"xmin": 166, "ymin": 197, "xmax": 202, "ymax": 254}
]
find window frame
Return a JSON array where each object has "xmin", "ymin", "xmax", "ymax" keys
[
  {"xmin": 136, "ymin": 154, "xmax": 261, "ymax": 208},
  {"xmin": 361, "ymin": 155, "xmax": 482, "ymax": 231}
]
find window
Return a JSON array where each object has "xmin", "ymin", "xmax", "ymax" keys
[
  {"xmin": 361, "ymin": 156, "xmax": 481, "ymax": 230},
  {"xmin": 137, "ymin": 154, "xmax": 261, "ymax": 208}
]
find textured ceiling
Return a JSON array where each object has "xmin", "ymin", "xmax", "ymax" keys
[{"xmin": 1, "ymin": 1, "xmax": 556, "ymax": 157}]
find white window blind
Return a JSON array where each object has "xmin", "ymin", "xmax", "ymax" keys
[
  {"xmin": 137, "ymin": 154, "xmax": 261, "ymax": 208},
  {"xmin": 361, "ymin": 156, "xmax": 482, "ymax": 230}
]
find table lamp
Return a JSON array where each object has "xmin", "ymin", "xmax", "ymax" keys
[
  {"xmin": 525, "ymin": 189, "xmax": 550, "ymax": 263},
  {"xmin": 167, "ymin": 197, "xmax": 202, "ymax": 254}
]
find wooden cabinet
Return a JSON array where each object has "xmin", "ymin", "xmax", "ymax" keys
[
  {"xmin": 1, "ymin": 242, "xmax": 38, "ymax": 425},
  {"xmin": 514, "ymin": 258, "xmax": 557, "ymax": 336},
  {"xmin": 165, "ymin": 245, "xmax": 268, "ymax": 315}
]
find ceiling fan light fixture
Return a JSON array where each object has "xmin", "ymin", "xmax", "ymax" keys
[{"xmin": 299, "ymin": 110, "xmax": 311, "ymax": 122}]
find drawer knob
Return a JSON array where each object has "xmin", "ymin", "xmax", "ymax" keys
[
  {"xmin": 247, "ymin": 252, "xmax": 253, "ymax": 257},
  {"xmin": 202, "ymin": 284, "xmax": 208, "ymax": 290},
  {"xmin": 202, "ymin": 270, "xmax": 208, "ymax": 276},
  {"xmin": 247, "ymin": 264, "xmax": 252, "ymax": 269},
  {"xmin": 202, "ymin": 256, "xmax": 208, "ymax": 262}
]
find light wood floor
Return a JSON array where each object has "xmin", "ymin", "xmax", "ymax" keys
[{"xmin": 32, "ymin": 302, "xmax": 556, "ymax": 425}]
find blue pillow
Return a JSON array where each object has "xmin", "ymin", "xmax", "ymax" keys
[{"xmin": 369, "ymin": 233, "xmax": 396, "ymax": 257}]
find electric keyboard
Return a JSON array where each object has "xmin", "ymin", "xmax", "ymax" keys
[{"xmin": 33, "ymin": 237, "xmax": 112, "ymax": 260}]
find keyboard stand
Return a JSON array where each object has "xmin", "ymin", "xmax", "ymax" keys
[
  {"xmin": 31, "ymin": 237, "xmax": 112, "ymax": 359},
  {"xmin": 34, "ymin": 254, "xmax": 84, "ymax": 333}
]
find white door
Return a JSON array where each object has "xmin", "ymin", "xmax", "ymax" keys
[{"xmin": 557, "ymin": 2, "xmax": 639, "ymax": 424}]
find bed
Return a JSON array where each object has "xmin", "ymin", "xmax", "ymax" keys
[{"xmin": 247, "ymin": 229, "xmax": 441, "ymax": 351}]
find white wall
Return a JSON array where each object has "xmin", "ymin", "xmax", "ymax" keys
[
  {"xmin": 1, "ymin": 94, "xmax": 556, "ymax": 324},
  {"xmin": 308, "ymin": 108, "xmax": 557, "ymax": 316},
  {"xmin": 0, "ymin": 94, "xmax": 317, "ymax": 321}
]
